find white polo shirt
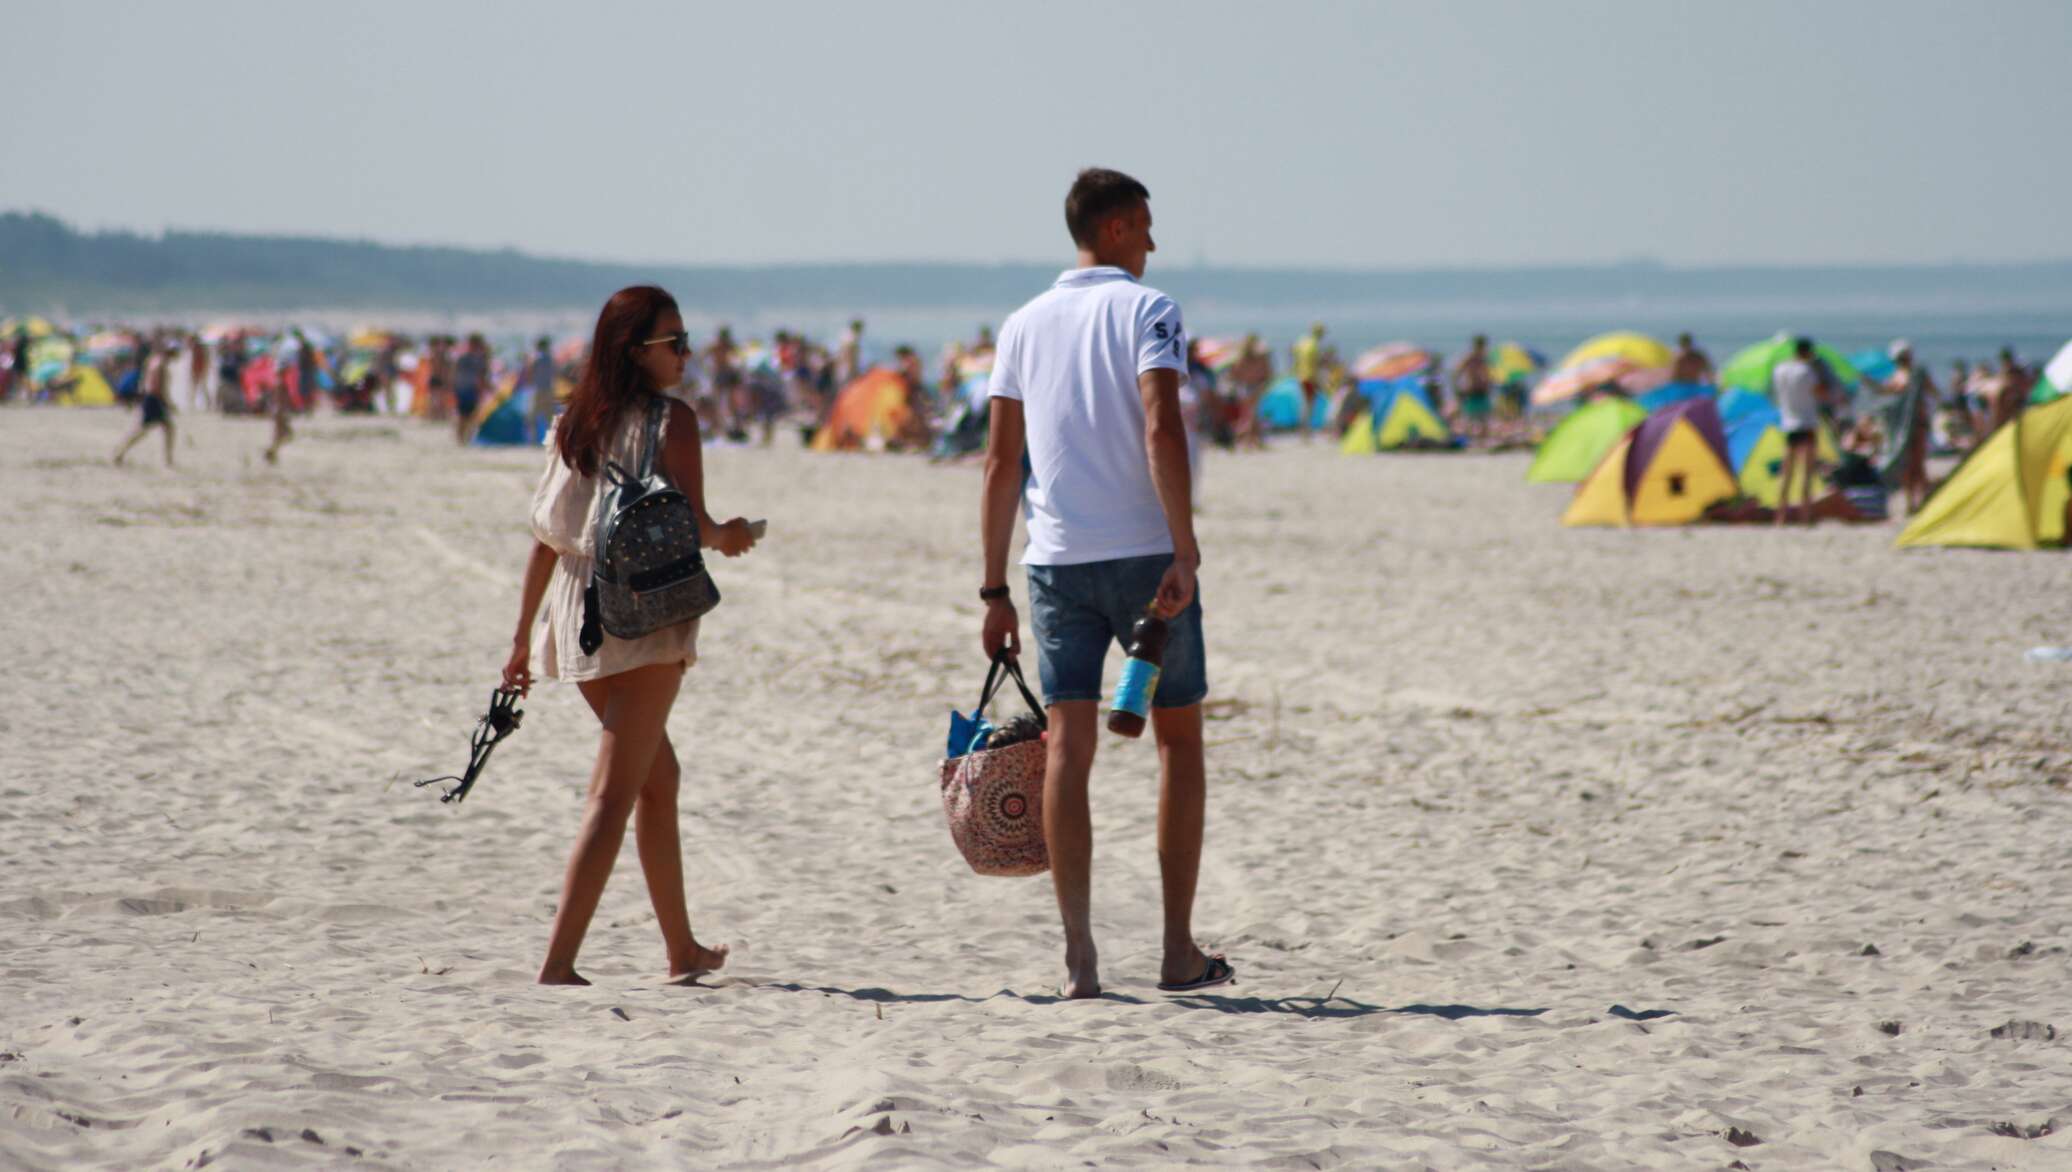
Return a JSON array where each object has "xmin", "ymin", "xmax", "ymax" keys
[{"xmin": 988, "ymin": 267, "xmax": 1189, "ymax": 566}]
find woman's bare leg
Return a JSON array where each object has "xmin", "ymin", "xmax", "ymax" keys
[
  {"xmin": 538, "ymin": 662, "xmax": 683, "ymax": 985},
  {"xmin": 577, "ymin": 673, "xmax": 727, "ymax": 981}
]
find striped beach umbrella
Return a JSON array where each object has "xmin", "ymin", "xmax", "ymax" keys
[{"xmin": 1352, "ymin": 342, "xmax": 1434, "ymax": 382}]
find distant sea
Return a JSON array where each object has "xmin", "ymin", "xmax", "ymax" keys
[{"xmin": 686, "ymin": 298, "xmax": 2067, "ymax": 374}]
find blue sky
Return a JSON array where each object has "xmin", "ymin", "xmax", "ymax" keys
[{"xmin": 6, "ymin": 0, "xmax": 2067, "ymax": 267}]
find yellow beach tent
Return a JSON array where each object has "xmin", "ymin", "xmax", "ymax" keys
[
  {"xmin": 53, "ymin": 364, "xmax": 116, "ymax": 406},
  {"xmin": 1896, "ymin": 396, "xmax": 2072, "ymax": 550},
  {"xmin": 1736, "ymin": 422, "xmax": 1839, "ymax": 508},
  {"xmin": 1563, "ymin": 398, "xmax": 1738, "ymax": 527}
]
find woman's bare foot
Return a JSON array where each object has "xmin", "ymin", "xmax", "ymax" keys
[
  {"xmin": 536, "ymin": 964, "xmax": 590, "ymax": 986},
  {"xmin": 666, "ymin": 941, "xmax": 729, "ymax": 983},
  {"xmin": 1062, "ymin": 940, "xmax": 1101, "ymax": 999}
]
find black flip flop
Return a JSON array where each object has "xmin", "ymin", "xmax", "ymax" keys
[{"xmin": 1157, "ymin": 954, "xmax": 1236, "ymax": 993}]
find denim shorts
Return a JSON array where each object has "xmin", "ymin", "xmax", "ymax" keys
[{"xmin": 1025, "ymin": 554, "xmax": 1207, "ymax": 709}]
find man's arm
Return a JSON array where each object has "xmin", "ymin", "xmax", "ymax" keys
[
  {"xmin": 1140, "ymin": 366, "xmax": 1198, "ymax": 618},
  {"xmin": 980, "ymin": 397, "xmax": 1026, "ymax": 658}
]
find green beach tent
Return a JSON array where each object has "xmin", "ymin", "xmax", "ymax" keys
[
  {"xmin": 1526, "ymin": 396, "xmax": 1647, "ymax": 483},
  {"xmin": 1720, "ymin": 334, "xmax": 1861, "ymax": 397}
]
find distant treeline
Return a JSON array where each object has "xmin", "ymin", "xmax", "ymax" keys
[{"xmin": 5, "ymin": 210, "xmax": 2071, "ymax": 316}]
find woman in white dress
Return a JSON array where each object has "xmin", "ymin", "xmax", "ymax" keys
[{"xmin": 502, "ymin": 285, "xmax": 758, "ymax": 986}]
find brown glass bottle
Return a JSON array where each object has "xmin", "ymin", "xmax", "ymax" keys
[{"xmin": 1106, "ymin": 608, "xmax": 1169, "ymax": 738}]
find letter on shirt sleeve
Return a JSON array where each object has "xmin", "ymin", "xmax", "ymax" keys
[
  {"xmin": 987, "ymin": 318, "xmax": 1022, "ymax": 401},
  {"xmin": 1136, "ymin": 296, "xmax": 1188, "ymax": 376}
]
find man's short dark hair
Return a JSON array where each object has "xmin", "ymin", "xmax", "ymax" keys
[
  {"xmin": 1065, "ymin": 168, "xmax": 1150, "ymax": 248},
  {"xmin": 1793, "ymin": 337, "xmax": 1815, "ymax": 358}
]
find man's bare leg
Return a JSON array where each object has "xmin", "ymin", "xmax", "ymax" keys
[
  {"xmin": 1043, "ymin": 701, "xmax": 1100, "ymax": 998},
  {"xmin": 1151, "ymin": 703, "xmax": 1208, "ymax": 983}
]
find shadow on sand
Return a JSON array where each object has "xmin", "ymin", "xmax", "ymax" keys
[{"xmin": 751, "ymin": 982, "xmax": 1655, "ymax": 1022}]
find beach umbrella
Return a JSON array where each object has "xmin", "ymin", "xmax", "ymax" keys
[
  {"xmin": 295, "ymin": 326, "xmax": 337, "ymax": 350},
  {"xmin": 956, "ymin": 350, "xmax": 995, "ymax": 380},
  {"xmin": 1554, "ymin": 331, "xmax": 1673, "ymax": 373},
  {"xmin": 1719, "ymin": 333, "xmax": 1861, "ymax": 397},
  {"xmin": 1351, "ymin": 342, "xmax": 1434, "ymax": 382},
  {"xmin": 0, "ymin": 316, "xmax": 56, "ymax": 339},
  {"xmin": 1490, "ymin": 341, "xmax": 1543, "ymax": 386},
  {"xmin": 347, "ymin": 327, "xmax": 392, "ymax": 350},
  {"xmin": 1531, "ymin": 355, "xmax": 1668, "ymax": 407},
  {"xmin": 1850, "ymin": 348, "xmax": 1897, "ymax": 384},
  {"xmin": 81, "ymin": 330, "xmax": 136, "ymax": 360},
  {"xmin": 1195, "ymin": 337, "xmax": 1242, "ymax": 373},
  {"xmin": 198, "ymin": 321, "xmax": 253, "ymax": 344}
]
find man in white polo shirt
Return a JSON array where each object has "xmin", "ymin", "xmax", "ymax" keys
[{"xmin": 979, "ymin": 168, "xmax": 1231, "ymax": 1000}]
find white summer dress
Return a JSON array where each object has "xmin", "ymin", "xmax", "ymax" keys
[{"xmin": 528, "ymin": 394, "xmax": 700, "ymax": 682}]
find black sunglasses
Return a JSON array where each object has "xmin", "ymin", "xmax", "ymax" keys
[{"xmin": 640, "ymin": 331, "xmax": 692, "ymax": 356}]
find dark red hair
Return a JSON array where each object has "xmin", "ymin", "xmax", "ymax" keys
[{"xmin": 557, "ymin": 285, "xmax": 678, "ymax": 477}]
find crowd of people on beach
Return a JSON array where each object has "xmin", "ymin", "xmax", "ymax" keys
[{"xmin": 0, "ymin": 311, "xmax": 2057, "ymax": 498}]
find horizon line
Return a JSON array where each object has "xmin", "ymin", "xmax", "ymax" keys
[{"xmin": 11, "ymin": 209, "xmax": 2071, "ymax": 277}]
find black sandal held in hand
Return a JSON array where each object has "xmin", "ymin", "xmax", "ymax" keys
[{"xmin": 414, "ymin": 687, "xmax": 525, "ymax": 805}]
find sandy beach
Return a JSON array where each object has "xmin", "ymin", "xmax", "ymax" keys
[{"xmin": 3, "ymin": 405, "xmax": 2069, "ymax": 1169}]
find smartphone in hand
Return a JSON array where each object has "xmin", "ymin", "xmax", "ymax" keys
[{"xmin": 748, "ymin": 520, "xmax": 768, "ymax": 540}]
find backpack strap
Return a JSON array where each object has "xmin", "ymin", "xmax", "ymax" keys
[{"xmin": 637, "ymin": 395, "xmax": 668, "ymax": 481}]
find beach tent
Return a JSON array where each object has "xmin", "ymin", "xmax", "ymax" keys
[
  {"xmin": 1895, "ymin": 396, "xmax": 2072, "ymax": 550},
  {"xmin": 51, "ymin": 364, "xmax": 116, "ymax": 406},
  {"xmin": 1258, "ymin": 376, "xmax": 1329, "ymax": 431},
  {"xmin": 471, "ymin": 388, "xmax": 535, "ymax": 446},
  {"xmin": 1340, "ymin": 379, "xmax": 1453, "ymax": 453},
  {"xmin": 2033, "ymin": 340, "xmax": 2072, "ymax": 405},
  {"xmin": 1719, "ymin": 334, "xmax": 1861, "ymax": 397},
  {"xmin": 1490, "ymin": 341, "xmax": 1542, "ymax": 388},
  {"xmin": 1724, "ymin": 401, "xmax": 1839, "ymax": 507},
  {"xmin": 1634, "ymin": 380, "xmax": 1713, "ymax": 413},
  {"xmin": 1526, "ymin": 396, "xmax": 1647, "ymax": 482},
  {"xmin": 811, "ymin": 368, "xmax": 912, "ymax": 452},
  {"xmin": 1716, "ymin": 387, "xmax": 1771, "ymax": 427},
  {"xmin": 1562, "ymin": 397, "xmax": 1737, "ymax": 526}
]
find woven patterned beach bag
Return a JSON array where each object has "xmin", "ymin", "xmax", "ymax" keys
[{"xmin": 938, "ymin": 655, "xmax": 1049, "ymax": 877}]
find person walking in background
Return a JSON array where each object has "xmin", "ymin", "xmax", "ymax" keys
[
  {"xmin": 837, "ymin": 318, "xmax": 865, "ymax": 386},
  {"xmin": 1770, "ymin": 337, "xmax": 1824, "ymax": 526},
  {"xmin": 1669, "ymin": 332, "xmax": 1714, "ymax": 385},
  {"xmin": 1883, "ymin": 341, "xmax": 1938, "ymax": 514},
  {"xmin": 217, "ymin": 332, "xmax": 247, "ymax": 413},
  {"xmin": 263, "ymin": 332, "xmax": 306, "ymax": 465},
  {"xmin": 185, "ymin": 333, "xmax": 213, "ymax": 412},
  {"xmin": 1290, "ymin": 322, "xmax": 1325, "ymax": 442},
  {"xmin": 504, "ymin": 285, "xmax": 757, "ymax": 987},
  {"xmin": 979, "ymin": 167, "xmax": 1230, "ymax": 1000},
  {"xmin": 1450, "ymin": 335, "xmax": 1493, "ymax": 441},
  {"xmin": 453, "ymin": 333, "xmax": 489, "ymax": 444},
  {"xmin": 113, "ymin": 339, "xmax": 176, "ymax": 467},
  {"xmin": 1229, "ymin": 334, "xmax": 1271, "ymax": 448},
  {"xmin": 424, "ymin": 335, "xmax": 455, "ymax": 420},
  {"xmin": 1988, "ymin": 347, "xmax": 2034, "ymax": 434},
  {"xmin": 521, "ymin": 335, "xmax": 556, "ymax": 441}
]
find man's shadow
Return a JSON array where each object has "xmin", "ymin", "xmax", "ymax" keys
[{"xmin": 750, "ymin": 982, "xmax": 1645, "ymax": 1022}]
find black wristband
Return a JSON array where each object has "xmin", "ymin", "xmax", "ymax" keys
[{"xmin": 979, "ymin": 584, "xmax": 1011, "ymax": 603}]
